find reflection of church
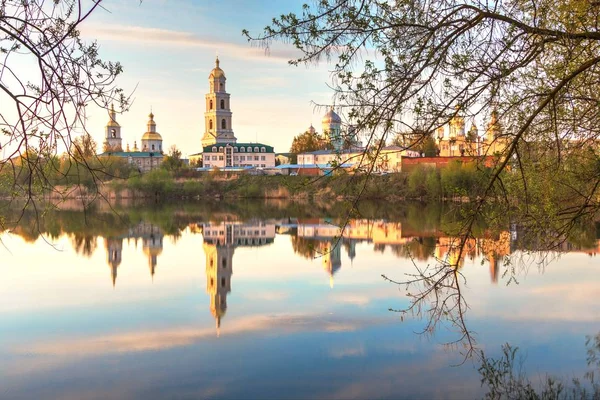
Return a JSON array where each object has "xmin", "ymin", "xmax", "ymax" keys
[
  {"xmin": 104, "ymin": 222, "xmax": 164, "ymax": 286},
  {"xmin": 199, "ymin": 221, "xmax": 276, "ymax": 334},
  {"xmin": 292, "ymin": 218, "xmax": 513, "ymax": 284}
]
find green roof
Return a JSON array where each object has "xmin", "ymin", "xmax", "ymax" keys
[{"xmin": 202, "ymin": 142, "xmax": 275, "ymax": 153}]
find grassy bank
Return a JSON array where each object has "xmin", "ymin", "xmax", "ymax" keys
[{"xmin": 104, "ymin": 161, "xmax": 494, "ymax": 201}]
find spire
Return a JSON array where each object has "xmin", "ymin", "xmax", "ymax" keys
[
  {"xmin": 216, "ymin": 56, "xmax": 220, "ymax": 68},
  {"xmin": 126, "ymin": 142, "xmax": 130, "ymax": 152}
]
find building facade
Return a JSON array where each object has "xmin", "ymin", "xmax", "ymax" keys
[
  {"xmin": 98, "ymin": 107, "xmax": 165, "ymax": 173},
  {"xmin": 202, "ymin": 143, "xmax": 275, "ymax": 169}
]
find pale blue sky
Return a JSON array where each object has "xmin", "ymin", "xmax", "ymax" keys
[{"xmin": 80, "ymin": 0, "xmax": 337, "ymax": 155}]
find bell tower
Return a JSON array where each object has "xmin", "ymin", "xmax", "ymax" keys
[
  {"xmin": 104, "ymin": 104, "xmax": 123, "ymax": 152},
  {"xmin": 202, "ymin": 57, "xmax": 236, "ymax": 147}
]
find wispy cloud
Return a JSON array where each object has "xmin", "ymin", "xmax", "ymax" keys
[
  {"xmin": 16, "ymin": 313, "xmax": 387, "ymax": 357},
  {"xmin": 81, "ymin": 24, "xmax": 300, "ymax": 64}
]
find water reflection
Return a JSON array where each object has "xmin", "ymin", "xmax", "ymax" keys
[
  {"xmin": 106, "ymin": 222, "xmax": 164, "ymax": 286},
  {"xmin": 1, "ymin": 201, "xmax": 600, "ymax": 399},
  {"xmin": 199, "ymin": 220, "xmax": 276, "ymax": 333}
]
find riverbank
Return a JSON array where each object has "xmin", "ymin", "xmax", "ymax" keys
[{"xmin": 42, "ymin": 162, "xmax": 492, "ymax": 202}]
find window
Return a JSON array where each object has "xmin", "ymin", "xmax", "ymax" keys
[
  {"xmin": 218, "ymin": 146, "xmax": 223, "ymax": 152},
  {"xmin": 254, "ymin": 156, "xmax": 259, "ymax": 161},
  {"xmin": 210, "ymin": 100, "xmax": 213, "ymax": 109},
  {"xmin": 209, "ymin": 120, "xmax": 213, "ymax": 129},
  {"xmin": 254, "ymin": 147, "xmax": 259, "ymax": 152},
  {"xmin": 212, "ymin": 147, "xmax": 217, "ymax": 152},
  {"xmin": 220, "ymin": 99, "xmax": 225, "ymax": 109},
  {"xmin": 111, "ymin": 129, "xmax": 116, "ymax": 138},
  {"xmin": 240, "ymin": 156, "xmax": 245, "ymax": 161},
  {"xmin": 222, "ymin": 258, "xmax": 227, "ymax": 268},
  {"xmin": 247, "ymin": 146, "xmax": 252, "ymax": 152},
  {"xmin": 261, "ymin": 147, "xmax": 265, "ymax": 153},
  {"xmin": 221, "ymin": 119, "xmax": 226, "ymax": 129},
  {"xmin": 219, "ymin": 156, "xmax": 223, "ymax": 161},
  {"xmin": 152, "ymin": 144, "xmax": 155, "ymax": 150},
  {"xmin": 261, "ymin": 164, "xmax": 266, "ymax": 168},
  {"xmin": 221, "ymin": 277, "xmax": 226, "ymax": 287},
  {"xmin": 240, "ymin": 147, "xmax": 245, "ymax": 152},
  {"xmin": 205, "ymin": 163, "xmax": 210, "ymax": 167},
  {"xmin": 261, "ymin": 156, "xmax": 265, "ymax": 161},
  {"xmin": 233, "ymin": 147, "xmax": 238, "ymax": 152},
  {"xmin": 212, "ymin": 156, "xmax": 217, "ymax": 160}
]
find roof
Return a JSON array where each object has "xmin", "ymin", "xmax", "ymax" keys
[
  {"xmin": 322, "ymin": 107, "xmax": 342, "ymax": 124},
  {"xmin": 141, "ymin": 131, "xmax": 162, "ymax": 141},
  {"xmin": 300, "ymin": 147, "xmax": 365, "ymax": 155},
  {"xmin": 276, "ymin": 163, "xmax": 354, "ymax": 169},
  {"xmin": 98, "ymin": 151, "xmax": 164, "ymax": 158},
  {"xmin": 210, "ymin": 57, "xmax": 226, "ymax": 79},
  {"xmin": 202, "ymin": 142, "xmax": 275, "ymax": 153}
]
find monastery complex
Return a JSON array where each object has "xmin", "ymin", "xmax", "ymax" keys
[{"xmin": 98, "ymin": 57, "xmax": 509, "ymax": 175}]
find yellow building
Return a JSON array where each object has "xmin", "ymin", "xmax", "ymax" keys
[{"xmin": 437, "ymin": 108, "xmax": 508, "ymax": 157}]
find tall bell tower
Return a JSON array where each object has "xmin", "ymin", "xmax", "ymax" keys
[
  {"xmin": 202, "ymin": 57, "xmax": 237, "ymax": 147},
  {"xmin": 104, "ymin": 103, "xmax": 123, "ymax": 152}
]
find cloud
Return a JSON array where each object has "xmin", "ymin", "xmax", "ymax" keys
[
  {"xmin": 331, "ymin": 293, "xmax": 371, "ymax": 306},
  {"xmin": 81, "ymin": 24, "xmax": 300, "ymax": 64},
  {"xmin": 16, "ymin": 313, "xmax": 387, "ymax": 357}
]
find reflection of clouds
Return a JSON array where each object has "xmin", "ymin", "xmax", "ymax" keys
[
  {"xmin": 331, "ymin": 294, "xmax": 371, "ymax": 306},
  {"xmin": 328, "ymin": 344, "xmax": 366, "ymax": 358},
  {"xmin": 243, "ymin": 291, "xmax": 289, "ymax": 301},
  {"xmin": 19, "ymin": 313, "xmax": 386, "ymax": 357}
]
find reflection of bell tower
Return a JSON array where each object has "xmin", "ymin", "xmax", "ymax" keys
[
  {"xmin": 204, "ymin": 242, "xmax": 234, "ymax": 334},
  {"xmin": 319, "ymin": 241, "xmax": 342, "ymax": 288},
  {"xmin": 142, "ymin": 227, "xmax": 164, "ymax": 279},
  {"xmin": 106, "ymin": 237, "xmax": 123, "ymax": 287}
]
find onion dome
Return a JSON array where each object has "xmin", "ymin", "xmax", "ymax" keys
[
  {"xmin": 209, "ymin": 57, "xmax": 226, "ymax": 79},
  {"xmin": 308, "ymin": 124, "xmax": 316, "ymax": 134},
  {"xmin": 142, "ymin": 112, "xmax": 163, "ymax": 141},
  {"xmin": 322, "ymin": 107, "xmax": 342, "ymax": 124}
]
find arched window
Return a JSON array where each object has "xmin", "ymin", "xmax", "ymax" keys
[
  {"xmin": 240, "ymin": 147, "xmax": 245, "ymax": 152},
  {"xmin": 247, "ymin": 146, "xmax": 252, "ymax": 152},
  {"xmin": 221, "ymin": 277, "xmax": 226, "ymax": 287},
  {"xmin": 209, "ymin": 120, "xmax": 213, "ymax": 130},
  {"xmin": 152, "ymin": 144, "xmax": 155, "ymax": 150},
  {"xmin": 212, "ymin": 147, "xmax": 217, "ymax": 153},
  {"xmin": 218, "ymin": 146, "xmax": 223, "ymax": 152},
  {"xmin": 111, "ymin": 129, "xmax": 116, "ymax": 138},
  {"xmin": 233, "ymin": 147, "xmax": 238, "ymax": 152},
  {"xmin": 221, "ymin": 119, "xmax": 226, "ymax": 129},
  {"xmin": 261, "ymin": 147, "xmax": 266, "ymax": 153},
  {"xmin": 209, "ymin": 100, "xmax": 213, "ymax": 109},
  {"xmin": 220, "ymin": 99, "xmax": 225, "ymax": 109},
  {"xmin": 254, "ymin": 147, "xmax": 259, "ymax": 152}
]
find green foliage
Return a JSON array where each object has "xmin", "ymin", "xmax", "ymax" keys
[{"xmin": 162, "ymin": 145, "xmax": 184, "ymax": 172}]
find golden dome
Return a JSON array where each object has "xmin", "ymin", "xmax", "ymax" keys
[
  {"xmin": 322, "ymin": 107, "xmax": 342, "ymax": 124},
  {"xmin": 209, "ymin": 57, "xmax": 226, "ymax": 79},
  {"xmin": 142, "ymin": 131, "xmax": 162, "ymax": 141}
]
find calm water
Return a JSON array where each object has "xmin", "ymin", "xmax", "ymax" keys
[{"xmin": 1, "ymin": 201, "xmax": 599, "ymax": 399}]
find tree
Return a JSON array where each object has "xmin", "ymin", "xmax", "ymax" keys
[
  {"xmin": 289, "ymin": 128, "xmax": 330, "ymax": 163},
  {"xmin": 70, "ymin": 134, "xmax": 98, "ymax": 162},
  {"xmin": 1, "ymin": 1, "xmax": 128, "ymax": 207},
  {"xmin": 162, "ymin": 145, "xmax": 184, "ymax": 172},
  {"xmin": 245, "ymin": 0, "xmax": 600, "ymax": 359},
  {"xmin": 290, "ymin": 129, "xmax": 328, "ymax": 155}
]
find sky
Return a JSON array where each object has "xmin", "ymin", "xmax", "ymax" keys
[{"xmin": 78, "ymin": 0, "xmax": 338, "ymax": 156}]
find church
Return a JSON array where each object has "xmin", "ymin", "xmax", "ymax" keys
[
  {"xmin": 189, "ymin": 58, "xmax": 276, "ymax": 169},
  {"xmin": 98, "ymin": 104, "xmax": 165, "ymax": 172}
]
